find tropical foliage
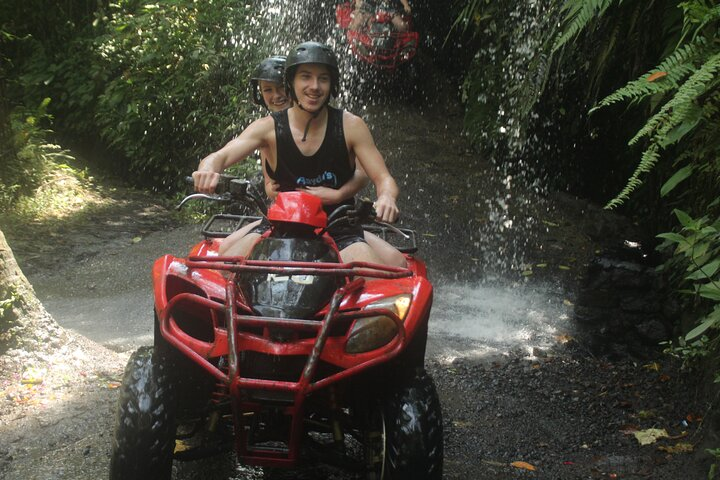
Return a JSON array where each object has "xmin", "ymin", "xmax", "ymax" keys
[
  {"xmin": 454, "ymin": 0, "xmax": 720, "ymax": 411},
  {"xmin": 553, "ymin": 0, "xmax": 720, "ymax": 353},
  {"xmin": 0, "ymin": 99, "xmax": 76, "ymax": 209},
  {"xmin": 2, "ymin": 0, "xmax": 265, "ymax": 188}
]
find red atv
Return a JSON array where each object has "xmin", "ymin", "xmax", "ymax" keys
[
  {"xmin": 109, "ymin": 175, "xmax": 443, "ymax": 479},
  {"xmin": 336, "ymin": 1, "xmax": 419, "ymax": 71}
]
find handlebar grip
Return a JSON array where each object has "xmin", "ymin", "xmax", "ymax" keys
[{"xmin": 186, "ymin": 173, "xmax": 230, "ymax": 194}]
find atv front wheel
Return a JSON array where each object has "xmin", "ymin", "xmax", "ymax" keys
[
  {"xmin": 109, "ymin": 346, "xmax": 176, "ymax": 480},
  {"xmin": 381, "ymin": 368, "xmax": 443, "ymax": 479}
]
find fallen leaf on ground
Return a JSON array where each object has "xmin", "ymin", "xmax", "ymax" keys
[
  {"xmin": 634, "ymin": 428, "xmax": 669, "ymax": 445},
  {"xmin": 511, "ymin": 461, "xmax": 537, "ymax": 471},
  {"xmin": 132, "ymin": 236, "xmax": 142, "ymax": 243},
  {"xmin": 642, "ymin": 362, "xmax": 661, "ymax": 371},
  {"xmin": 687, "ymin": 413, "xmax": 702, "ymax": 423},
  {"xmin": 658, "ymin": 442, "xmax": 693, "ymax": 454},
  {"xmin": 555, "ymin": 333, "xmax": 573, "ymax": 343},
  {"xmin": 174, "ymin": 440, "xmax": 192, "ymax": 453}
]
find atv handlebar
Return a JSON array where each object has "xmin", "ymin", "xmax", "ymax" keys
[
  {"xmin": 326, "ymin": 198, "xmax": 409, "ymax": 240},
  {"xmin": 179, "ymin": 175, "xmax": 416, "ymax": 251},
  {"xmin": 178, "ymin": 175, "xmax": 267, "ymax": 216}
]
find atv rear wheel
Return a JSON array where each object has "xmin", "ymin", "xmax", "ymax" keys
[
  {"xmin": 380, "ymin": 367, "xmax": 443, "ymax": 479},
  {"xmin": 109, "ymin": 346, "xmax": 177, "ymax": 480}
]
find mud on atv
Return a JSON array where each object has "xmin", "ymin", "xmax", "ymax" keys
[{"xmin": 109, "ymin": 175, "xmax": 443, "ymax": 479}]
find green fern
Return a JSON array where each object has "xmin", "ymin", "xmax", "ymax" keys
[
  {"xmin": 679, "ymin": 0, "xmax": 720, "ymax": 42},
  {"xmin": 604, "ymin": 51, "xmax": 719, "ymax": 206},
  {"xmin": 592, "ymin": 37, "xmax": 708, "ymax": 110},
  {"xmin": 606, "ymin": 145, "xmax": 661, "ymax": 209},
  {"xmin": 553, "ymin": 0, "xmax": 620, "ymax": 51},
  {"xmin": 630, "ymin": 51, "xmax": 720, "ymax": 145}
]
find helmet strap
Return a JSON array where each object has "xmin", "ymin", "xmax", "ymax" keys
[{"xmin": 298, "ymin": 103, "xmax": 324, "ymax": 142}]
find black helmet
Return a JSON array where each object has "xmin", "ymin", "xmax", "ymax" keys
[
  {"xmin": 250, "ymin": 55, "xmax": 286, "ymax": 107},
  {"xmin": 285, "ymin": 42, "xmax": 340, "ymax": 100}
]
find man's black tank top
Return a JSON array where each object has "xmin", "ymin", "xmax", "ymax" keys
[{"xmin": 267, "ymin": 106, "xmax": 355, "ymax": 211}]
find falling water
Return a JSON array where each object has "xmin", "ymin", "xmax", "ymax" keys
[
  {"xmin": 424, "ymin": 0, "xmax": 575, "ymax": 363},
  {"xmin": 236, "ymin": 1, "xmax": 574, "ymax": 362}
]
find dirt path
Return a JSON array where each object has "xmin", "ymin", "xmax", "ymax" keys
[{"xmin": 0, "ymin": 96, "xmax": 713, "ymax": 478}]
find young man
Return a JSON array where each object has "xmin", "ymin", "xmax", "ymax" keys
[
  {"xmin": 249, "ymin": 55, "xmax": 372, "ymax": 210},
  {"xmin": 193, "ymin": 42, "xmax": 403, "ymax": 266}
]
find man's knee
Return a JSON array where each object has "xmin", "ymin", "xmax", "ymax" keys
[
  {"xmin": 340, "ymin": 242, "xmax": 381, "ymax": 264},
  {"xmin": 220, "ymin": 232, "xmax": 261, "ymax": 257}
]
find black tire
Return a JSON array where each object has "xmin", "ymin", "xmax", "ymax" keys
[
  {"xmin": 153, "ymin": 314, "xmax": 215, "ymax": 418},
  {"xmin": 109, "ymin": 346, "xmax": 176, "ymax": 480},
  {"xmin": 382, "ymin": 368, "xmax": 443, "ymax": 479}
]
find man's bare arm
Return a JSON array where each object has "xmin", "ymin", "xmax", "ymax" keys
[
  {"xmin": 344, "ymin": 113, "xmax": 399, "ymax": 222},
  {"xmin": 193, "ymin": 117, "xmax": 273, "ymax": 194}
]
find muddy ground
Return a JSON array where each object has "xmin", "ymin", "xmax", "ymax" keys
[{"xmin": 0, "ymin": 88, "xmax": 715, "ymax": 479}]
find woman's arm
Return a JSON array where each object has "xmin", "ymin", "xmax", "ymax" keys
[{"xmin": 304, "ymin": 164, "xmax": 370, "ymax": 205}]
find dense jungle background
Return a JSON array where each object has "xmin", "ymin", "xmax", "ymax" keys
[{"xmin": 1, "ymin": 0, "xmax": 719, "ymax": 477}]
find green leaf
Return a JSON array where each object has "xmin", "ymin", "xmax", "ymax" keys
[
  {"xmin": 660, "ymin": 165, "xmax": 694, "ymax": 197},
  {"xmin": 686, "ymin": 316, "xmax": 718, "ymax": 340},
  {"xmin": 674, "ymin": 209, "xmax": 695, "ymax": 228},
  {"xmin": 658, "ymin": 105, "xmax": 703, "ymax": 148},
  {"xmin": 656, "ymin": 232, "xmax": 688, "ymax": 244},
  {"xmin": 686, "ymin": 259, "xmax": 720, "ymax": 281},
  {"xmin": 698, "ymin": 284, "xmax": 720, "ymax": 301}
]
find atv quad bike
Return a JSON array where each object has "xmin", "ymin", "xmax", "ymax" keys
[
  {"xmin": 336, "ymin": 1, "xmax": 419, "ymax": 71},
  {"xmin": 109, "ymin": 175, "xmax": 443, "ymax": 479}
]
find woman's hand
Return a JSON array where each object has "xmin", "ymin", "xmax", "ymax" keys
[
  {"xmin": 303, "ymin": 186, "xmax": 342, "ymax": 205},
  {"xmin": 265, "ymin": 179, "xmax": 280, "ymax": 199}
]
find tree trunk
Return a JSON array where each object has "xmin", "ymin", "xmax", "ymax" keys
[{"xmin": 0, "ymin": 228, "xmax": 61, "ymax": 355}]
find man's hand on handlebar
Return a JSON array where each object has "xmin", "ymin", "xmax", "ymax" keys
[
  {"xmin": 373, "ymin": 194, "xmax": 399, "ymax": 223},
  {"xmin": 192, "ymin": 171, "xmax": 221, "ymax": 194}
]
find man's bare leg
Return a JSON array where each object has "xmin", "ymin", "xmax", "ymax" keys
[
  {"xmin": 340, "ymin": 241, "xmax": 384, "ymax": 265},
  {"xmin": 218, "ymin": 219, "xmax": 262, "ymax": 257},
  {"xmin": 364, "ymin": 231, "xmax": 407, "ymax": 267},
  {"xmin": 220, "ymin": 232, "xmax": 262, "ymax": 257}
]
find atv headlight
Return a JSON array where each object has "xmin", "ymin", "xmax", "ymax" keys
[{"xmin": 345, "ymin": 295, "xmax": 412, "ymax": 354}]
